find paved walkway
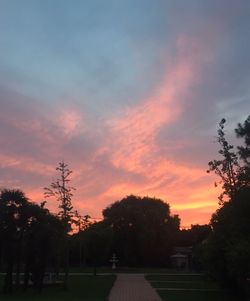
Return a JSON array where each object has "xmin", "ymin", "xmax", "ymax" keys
[{"xmin": 108, "ymin": 274, "xmax": 162, "ymax": 301}]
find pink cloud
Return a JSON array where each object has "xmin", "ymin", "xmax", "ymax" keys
[
  {"xmin": 57, "ymin": 107, "xmax": 86, "ymax": 138},
  {"xmin": 107, "ymin": 33, "xmax": 210, "ymax": 174},
  {"xmin": 87, "ymin": 33, "xmax": 222, "ymax": 225},
  {"xmin": 0, "ymin": 153, "xmax": 55, "ymax": 176},
  {"xmin": 0, "ymin": 31, "xmax": 225, "ymax": 227}
]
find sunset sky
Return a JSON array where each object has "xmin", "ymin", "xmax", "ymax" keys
[{"xmin": 0, "ymin": 0, "xmax": 250, "ymax": 227}]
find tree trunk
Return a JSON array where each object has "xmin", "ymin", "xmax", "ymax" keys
[
  {"xmin": 23, "ymin": 258, "xmax": 31, "ymax": 292},
  {"xmin": 63, "ymin": 239, "xmax": 69, "ymax": 291},
  {"xmin": 3, "ymin": 257, "xmax": 13, "ymax": 293},
  {"xmin": 15, "ymin": 230, "xmax": 24, "ymax": 291},
  {"xmin": 3, "ymin": 240, "xmax": 14, "ymax": 294},
  {"xmin": 79, "ymin": 241, "xmax": 81, "ymax": 267}
]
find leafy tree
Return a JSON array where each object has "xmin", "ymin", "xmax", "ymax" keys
[
  {"xmin": 178, "ymin": 224, "xmax": 211, "ymax": 247},
  {"xmin": 44, "ymin": 161, "xmax": 75, "ymax": 231},
  {"xmin": 71, "ymin": 212, "xmax": 91, "ymax": 267},
  {"xmin": 176, "ymin": 224, "xmax": 211, "ymax": 271},
  {"xmin": 83, "ymin": 222, "xmax": 113, "ymax": 275},
  {"xmin": 235, "ymin": 116, "xmax": 250, "ymax": 188},
  {"xmin": 207, "ymin": 118, "xmax": 241, "ymax": 203},
  {"xmin": 73, "ymin": 211, "xmax": 91, "ymax": 233},
  {"xmin": 0, "ymin": 189, "xmax": 64, "ymax": 293},
  {"xmin": 22, "ymin": 202, "xmax": 64, "ymax": 292},
  {"xmin": 205, "ymin": 116, "xmax": 250, "ymax": 295},
  {"xmin": 0, "ymin": 189, "xmax": 29, "ymax": 293},
  {"xmin": 236, "ymin": 116, "xmax": 250, "ymax": 164},
  {"xmin": 102, "ymin": 195, "xmax": 180, "ymax": 267},
  {"xmin": 44, "ymin": 161, "xmax": 75, "ymax": 290},
  {"xmin": 204, "ymin": 188, "xmax": 250, "ymax": 292}
]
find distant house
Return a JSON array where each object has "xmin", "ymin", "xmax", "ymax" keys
[{"xmin": 170, "ymin": 246, "xmax": 192, "ymax": 270}]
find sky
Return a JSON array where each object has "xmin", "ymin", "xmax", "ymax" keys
[{"xmin": 0, "ymin": 0, "xmax": 250, "ymax": 227}]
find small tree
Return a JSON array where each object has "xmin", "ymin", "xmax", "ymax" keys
[
  {"xmin": 44, "ymin": 162, "xmax": 75, "ymax": 230},
  {"xmin": 44, "ymin": 161, "xmax": 75, "ymax": 290},
  {"xmin": 73, "ymin": 211, "xmax": 91, "ymax": 267},
  {"xmin": 207, "ymin": 118, "xmax": 241, "ymax": 203},
  {"xmin": 73, "ymin": 211, "xmax": 91, "ymax": 233}
]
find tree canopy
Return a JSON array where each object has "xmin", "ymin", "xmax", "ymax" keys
[
  {"xmin": 0, "ymin": 188, "xmax": 64, "ymax": 293},
  {"xmin": 205, "ymin": 116, "xmax": 250, "ymax": 294},
  {"xmin": 102, "ymin": 195, "xmax": 180, "ymax": 266}
]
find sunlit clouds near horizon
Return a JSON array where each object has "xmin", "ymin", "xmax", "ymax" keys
[{"xmin": 0, "ymin": 0, "xmax": 250, "ymax": 226}]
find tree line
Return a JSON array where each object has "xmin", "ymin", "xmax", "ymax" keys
[
  {"xmin": 0, "ymin": 189, "xmax": 64, "ymax": 293},
  {"xmin": 0, "ymin": 161, "xmax": 78, "ymax": 293}
]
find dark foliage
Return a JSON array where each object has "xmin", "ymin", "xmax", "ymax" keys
[
  {"xmin": 205, "ymin": 116, "xmax": 250, "ymax": 296},
  {"xmin": 204, "ymin": 188, "xmax": 250, "ymax": 294},
  {"xmin": 44, "ymin": 161, "xmax": 75, "ymax": 290},
  {"xmin": 102, "ymin": 195, "xmax": 180, "ymax": 267},
  {"xmin": 0, "ymin": 189, "xmax": 64, "ymax": 293},
  {"xmin": 178, "ymin": 224, "xmax": 211, "ymax": 247},
  {"xmin": 207, "ymin": 118, "xmax": 240, "ymax": 203}
]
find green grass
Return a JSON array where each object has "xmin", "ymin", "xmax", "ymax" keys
[
  {"xmin": 151, "ymin": 280, "xmax": 219, "ymax": 289},
  {"xmin": 0, "ymin": 275, "xmax": 116, "ymax": 301},
  {"xmin": 146, "ymin": 274, "xmax": 206, "ymax": 281},
  {"xmin": 158, "ymin": 290, "xmax": 241, "ymax": 301},
  {"xmin": 70, "ymin": 266, "xmax": 178, "ymax": 274},
  {"xmin": 146, "ymin": 274, "xmax": 243, "ymax": 301}
]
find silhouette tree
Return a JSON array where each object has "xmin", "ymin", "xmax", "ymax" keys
[
  {"xmin": 73, "ymin": 211, "xmax": 91, "ymax": 233},
  {"xmin": 0, "ymin": 189, "xmax": 64, "ymax": 293},
  {"xmin": 235, "ymin": 115, "xmax": 250, "ymax": 188},
  {"xmin": 72, "ymin": 211, "xmax": 91, "ymax": 267},
  {"xmin": 22, "ymin": 202, "xmax": 64, "ymax": 292},
  {"xmin": 204, "ymin": 187, "xmax": 250, "ymax": 292},
  {"xmin": 205, "ymin": 116, "xmax": 250, "ymax": 295},
  {"xmin": 207, "ymin": 118, "xmax": 241, "ymax": 203},
  {"xmin": 235, "ymin": 116, "xmax": 250, "ymax": 164},
  {"xmin": 0, "ymin": 189, "xmax": 29, "ymax": 293},
  {"xmin": 44, "ymin": 161, "xmax": 75, "ymax": 227},
  {"xmin": 178, "ymin": 224, "xmax": 211, "ymax": 247},
  {"xmin": 102, "ymin": 195, "xmax": 180, "ymax": 266},
  {"xmin": 84, "ymin": 222, "xmax": 113, "ymax": 275},
  {"xmin": 44, "ymin": 161, "xmax": 75, "ymax": 290}
]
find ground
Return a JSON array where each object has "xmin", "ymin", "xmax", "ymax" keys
[
  {"xmin": 0, "ymin": 270, "xmax": 247, "ymax": 301},
  {"xmin": 146, "ymin": 273, "xmax": 244, "ymax": 301},
  {"xmin": 0, "ymin": 275, "xmax": 116, "ymax": 301}
]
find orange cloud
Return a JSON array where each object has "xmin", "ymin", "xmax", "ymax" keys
[
  {"xmin": 0, "ymin": 32, "xmax": 224, "ymax": 227},
  {"xmin": 95, "ymin": 34, "xmax": 221, "ymax": 226},
  {"xmin": 107, "ymin": 33, "xmax": 208, "ymax": 174}
]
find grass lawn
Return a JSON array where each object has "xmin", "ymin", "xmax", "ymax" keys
[
  {"xmin": 158, "ymin": 290, "xmax": 241, "ymax": 301},
  {"xmin": 0, "ymin": 275, "xmax": 116, "ymax": 301},
  {"xmin": 151, "ymin": 280, "xmax": 219, "ymax": 289},
  {"xmin": 146, "ymin": 274, "xmax": 243, "ymax": 301},
  {"xmin": 147, "ymin": 274, "xmax": 207, "ymax": 282},
  {"xmin": 70, "ymin": 266, "xmax": 178, "ymax": 274}
]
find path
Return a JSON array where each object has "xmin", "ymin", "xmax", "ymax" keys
[{"xmin": 108, "ymin": 274, "xmax": 162, "ymax": 301}]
